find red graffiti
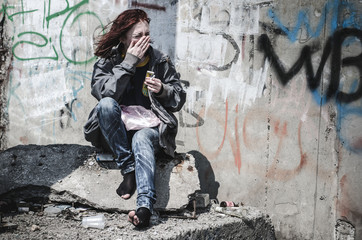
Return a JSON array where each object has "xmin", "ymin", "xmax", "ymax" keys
[
  {"xmin": 352, "ymin": 138, "xmax": 362, "ymax": 151},
  {"xmin": 19, "ymin": 136, "xmax": 28, "ymax": 144},
  {"xmin": 231, "ymin": 104, "xmax": 242, "ymax": 172},
  {"xmin": 196, "ymin": 100, "xmax": 228, "ymax": 161},
  {"xmin": 196, "ymin": 99, "xmax": 243, "ymax": 173},
  {"xmin": 338, "ymin": 175, "xmax": 362, "ymax": 223},
  {"xmin": 266, "ymin": 120, "xmax": 307, "ymax": 181},
  {"xmin": 197, "ymin": 102, "xmax": 308, "ymax": 177}
]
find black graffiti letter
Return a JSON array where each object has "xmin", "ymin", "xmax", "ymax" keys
[
  {"xmin": 258, "ymin": 28, "xmax": 362, "ymax": 103},
  {"xmin": 334, "ymin": 29, "xmax": 362, "ymax": 103},
  {"xmin": 257, "ymin": 33, "xmax": 327, "ymax": 91}
]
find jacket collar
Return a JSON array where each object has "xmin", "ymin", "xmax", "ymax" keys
[{"xmin": 149, "ymin": 46, "xmax": 168, "ymax": 64}]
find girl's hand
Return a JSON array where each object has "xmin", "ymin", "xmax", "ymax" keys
[
  {"xmin": 145, "ymin": 76, "xmax": 163, "ymax": 94},
  {"xmin": 127, "ymin": 36, "xmax": 150, "ymax": 59}
]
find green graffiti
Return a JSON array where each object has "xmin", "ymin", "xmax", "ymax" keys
[
  {"xmin": 0, "ymin": 3, "xmax": 38, "ymax": 22},
  {"xmin": 9, "ymin": 0, "xmax": 103, "ymax": 65},
  {"xmin": 60, "ymin": 9, "xmax": 103, "ymax": 65},
  {"xmin": 12, "ymin": 31, "xmax": 59, "ymax": 61},
  {"xmin": 43, "ymin": 0, "xmax": 46, "ymax": 29},
  {"xmin": 1, "ymin": 4, "xmax": 15, "ymax": 20},
  {"xmin": 46, "ymin": 0, "xmax": 88, "ymax": 28}
]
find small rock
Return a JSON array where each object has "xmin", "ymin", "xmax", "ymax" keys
[
  {"xmin": 18, "ymin": 207, "xmax": 30, "ymax": 212},
  {"xmin": 31, "ymin": 224, "xmax": 40, "ymax": 231},
  {"xmin": 44, "ymin": 206, "xmax": 62, "ymax": 216},
  {"xmin": 57, "ymin": 205, "xmax": 71, "ymax": 210},
  {"xmin": 75, "ymin": 207, "xmax": 88, "ymax": 212}
]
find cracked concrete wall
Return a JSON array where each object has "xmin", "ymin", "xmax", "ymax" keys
[{"xmin": 0, "ymin": 0, "xmax": 361, "ymax": 239}]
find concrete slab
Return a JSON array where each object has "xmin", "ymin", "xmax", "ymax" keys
[
  {"xmin": 0, "ymin": 204, "xmax": 276, "ymax": 239},
  {"xmin": 0, "ymin": 144, "xmax": 200, "ymax": 212}
]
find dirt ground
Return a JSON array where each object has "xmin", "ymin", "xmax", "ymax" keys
[
  {"xmin": 0, "ymin": 204, "xmax": 251, "ymax": 240},
  {"xmin": 2, "ymin": 210, "xmax": 190, "ymax": 239}
]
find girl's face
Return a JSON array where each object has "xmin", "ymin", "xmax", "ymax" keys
[{"xmin": 121, "ymin": 20, "xmax": 150, "ymax": 51}]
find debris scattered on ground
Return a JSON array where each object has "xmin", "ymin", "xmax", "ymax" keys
[
  {"xmin": 30, "ymin": 224, "xmax": 40, "ymax": 232},
  {"xmin": 0, "ymin": 200, "xmax": 276, "ymax": 239}
]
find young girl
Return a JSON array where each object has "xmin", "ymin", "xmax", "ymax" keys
[{"xmin": 84, "ymin": 9, "xmax": 186, "ymax": 228}]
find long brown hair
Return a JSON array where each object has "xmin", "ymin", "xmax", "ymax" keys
[{"xmin": 94, "ymin": 9, "xmax": 150, "ymax": 58}]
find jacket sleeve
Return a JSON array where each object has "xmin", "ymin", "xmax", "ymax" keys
[
  {"xmin": 154, "ymin": 58, "xmax": 186, "ymax": 112},
  {"xmin": 91, "ymin": 53, "xmax": 140, "ymax": 102}
]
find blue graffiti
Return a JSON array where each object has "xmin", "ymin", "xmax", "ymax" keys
[
  {"xmin": 65, "ymin": 68, "xmax": 92, "ymax": 100},
  {"xmin": 268, "ymin": 0, "xmax": 361, "ymax": 42},
  {"xmin": 6, "ymin": 75, "xmax": 25, "ymax": 115},
  {"xmin": 64, "ymin": 68, "xmax": 92, "ymax": 121},
  {"xmin": 311, "ymin": 89, "xmax": 328, "ymax": 106},
  {"xmin": 265, "ymin": 1, "xmax": 362, "ymax": 155},
  {"xmin": 336, "ymin": 80, "xmax": 362, "ymax": 153},
  {"xmin": 6, "ymin": 62, "xmax": 92, "ymax": 126},
  {"xmin": 63, "ymin": 96, "xmax": 77, "ymax": 121},
  {"xmin": 311, "ymin": 80, "xmax": 362, "ymax": 154}
]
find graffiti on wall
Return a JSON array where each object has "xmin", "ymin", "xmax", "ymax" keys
[
  {"xmin": 177, "ymin": 0, "xmax": 270, "ymax": 71},
  {"xmin": 175, "ymin": 3, "xmax": 362, "ymax": 236},
  {"xmin": 7, "ymin": 63, "xmax": 92, "ymax": 134},
  {"xmin": 1, "ymin": 0, "xmax": 103, "ymax": 64},
  {"xmin": 267, "ymin": 0, "xmax": 360, "ymax": 43},
  {"xmin": 192, "ymin": 98, "xmax": 310, "ymax": 177},
  {"xmin": 258, "ymin": 28, "xmax": 362, "ymax": 104},
  {"xmin": 258, "ymin": 0, "xmax": 362, "ymax": 154},
  {"xmin": 0, "ymin": 0, "xmax": 109, "ymax": 145},
  {"xmin": 178, "ymin": 0, "xmax": 361, "ymax": 180},
  {"xmin": 177, "ymin": 1, "xmax": 362, "ymax": 236},
  {"xmin": 177, "ymin": 0, "xmax": 272, "ymax": 124}
]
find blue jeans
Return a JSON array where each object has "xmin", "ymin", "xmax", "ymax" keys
[{"xmin": 97, "ymin": 97, "xmax": 160, "ymax": 213}]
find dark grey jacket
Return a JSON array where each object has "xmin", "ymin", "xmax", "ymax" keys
[{"xmin": 83, "ymin": 46, "xmax": 186, "ymax": 157}]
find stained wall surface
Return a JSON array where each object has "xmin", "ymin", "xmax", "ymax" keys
[{"xmin": 0, "ymin": 0, "xmax": 361, "ymax": 239}]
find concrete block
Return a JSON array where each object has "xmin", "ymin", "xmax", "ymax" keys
[
  {"xmin": 195, "ymin": 193, "xmax": 210, "ymax": 208},
  {"xmin": 0, "ymin": 144, "xmax": 200, "ymax": 212}
]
